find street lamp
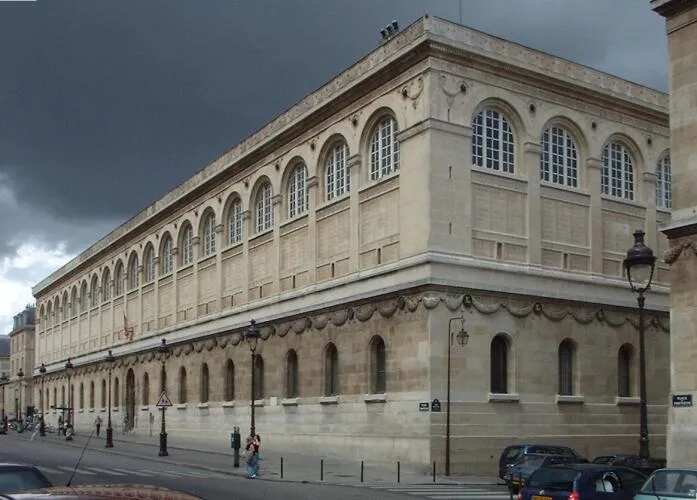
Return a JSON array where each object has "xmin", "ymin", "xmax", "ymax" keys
[
  {"xmin": 245, "ymin": 320, "xmax": 261, "ymax": 439},
  {"xmin": 64, "ymin": 358, "xmax": 73, "ymax": 441},
  {"xmin": 623, "ymin": 229, "xmax": 657, "ymax": 463},
  {"xmin": 445, "ymin": 316, "xmax": 469, "ymax": 477},
  {"xmin": 156, "ymin": 338, "xmax": 172, "ymax": 457},
  {"xmin": 17, "ymin": 368, "xmax": 24, "ymax": 421},
  {"xmin": 105, "ymin": 350, "xmax": 115, "ymax": 448},
  {"xmin": 39, "ymin": 363, "xmax": 46, "ymax": 436},
  {"xmin": 0, "ymin": 372, "xmax": 8, "ymax": 423}
]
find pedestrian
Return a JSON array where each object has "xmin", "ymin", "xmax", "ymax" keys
[
  {"xmin": 95, "ymin": 415, "xmax": 102, "ymax": 437},
  {"xmin": 57, "ymin": 415, "xmax": 63, "ymax": 436},
  {"xmin": 254, "ymin": 434, "xmax": 261, "ymax": 460},
  {"xmin": 245, "ymin": 438, "xmax": 258, "ymax": 479}
]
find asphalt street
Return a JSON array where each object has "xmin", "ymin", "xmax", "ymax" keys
[{"xmin": 0, "ymin": 433, "xmax": 510, "ymax": 500}]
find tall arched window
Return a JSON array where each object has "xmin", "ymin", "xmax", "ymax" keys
[
  {"xmin": 101, "ymin": 269, "xmax": 111, "ymax": 302},
  {"xmin": 285, "ymin": 350, "xmax": 299, "ymax": 398},
  {"xmin": 79, "ymin": 383, "xmax": 84, "ymax": 409},
  {"xmin": 224, "ymin": 359, "xmax": 235, "ymax": 401},
  {"xmin": 602, "ymin": 141, "xmax": 634, "ymax": 200},
  {"xmin": 161, "ymin": 234, "xmax": 173, "ymax": 274},
  {"xmin": 114, "ymin": 377, "xmax": 120, "ymax": 407},
  {"xmin": 161, "ymin": 365, "xmax": 167, "ymax": 393},
  {"xmin": 253, "ymin": 355, "xmax": 264, "ymax": 400},
  {"xmin": 541, "ymin": 126, "xmax": 578, "ymax": 187},
  {"xmin": 70, "ymin": 287, "xmax": 78, "ymax": 317},
  {"xmin": 53, "ymin": 387, "xmax": 57, "ymax": 408},
  {"xmin": 558, "ymin": 339, "xmax": 576, "ymax": 396},
  {"xmin": 656, "ymin": 153, "xmax": 672, "ymax": 209},
  {"xmin": 228, "ymin": 199, "xmax": 243, "ymax": 245},
  {"xmin": 325, "ymin": 141, "xmax": 350, "ymax": 201},
  {"xmin": 62, "ymin": 291, "xmax": 69, "ymax": 319},
  {"xmin": 144, "ymin": 246, "xmax": 156, "ymax": 282},
  {"xmin": 114, "ymin": 262, "xmax": 124, "ymax": 296},
  {"xmin": 256, "ymin": 182, "xmax": 273, "ymax": 232},
  {"xmin": 369, "ymin": 116, "xmax": 400, "ymax": 181},
  {"xmin": 472, "ymin": 107, "xmax": 515, "ymax": 173},
  {"xmin": 178, "ymin": 367, "xmax": 188, "ymax": 403},
  {"xmin": 101, "ymin": 379, "xmax": 106, "ymax": 407},
  {"xmin": 80, "ymin": 281, "xmax": 88, "ymax": 312},
  {"xmin": 127, "ymin": 255, "xmax": 139, "ymax": 290},
  {"xmin": 180, "ymin": 225, "xmax": 194, "ymax": 266},
  {"xmin": 324, "ymin": 343, "xmax": 339, "ymax": 396},
  {"xmin": 618, "ymin": 344, "xmax": 634, "ymax": 397},
  {"xmin": 89, "ymin": 381, "xmax": 95, "ymax": 408},
  {"xmin": 288, "ymin": 163, "xmax": 309, "ymax": 218},
  {"xmin": 369, "ymin": 336, "xmax": 386, "ymax": 394},
  {"xmin": 490, "ymin": 334, "xmax": 509, "ymax": 394},
  {"xmin": 202, "ymin": 213, "xmax": 216, "ymax": 256},
  {"xmin": 200, "ymin": 363, "xmax": 209, "ymax": 403},
  {"xmin": 142, "ymin": 372, "xmax": 150, "ymax": 405},
  {"xmin": 90, "ymin": 275, "xmax": 99, "ymax": 307}
]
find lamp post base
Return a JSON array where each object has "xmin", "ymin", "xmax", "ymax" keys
[
  {"xmin": 158, "ymin": 431, "xmax": 168, "ymax": 457},
  {"xmin": 105, "ymin": 426, "xmax": 114, "ymax": 448},
  {"xmin": 39, "ymin": 422, "xmax": 45, "ymax": 437}
]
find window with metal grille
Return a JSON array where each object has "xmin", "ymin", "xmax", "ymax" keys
[
  {"xmin": 225, "ymin": 359, "xmax": 234, "ymax": 401},
  {"xmin": 200, "ymin": 363, "xmax": 209, "ymax": 403},
  {"xmin": 178, "ymin": 367, "xmax": 187, "ymax": 404},
  {"xmin": 490, "ymin": 335, "xmax": 508, "ymax": 394},
  {"xmin": 324, "ymin": 343, "xmax": 339, "ymax": 396},
  {"xmin": 370, "ymin": 336, "xmax": 386, "ymax": 394},
  {"xmin": 618, "ymin": 344, "xmax": 633, "ymax": 397},
  {"xmin": 472, "ymin": 108, "xmax": 515, "ymax": 173},
  {"xmin": 142, "ymin": 373, "xmax": 149, "ymax": 405},
  {"xmin": 253, "ymin": 355, "xmax": 264, "ymax": 400},
  {"xmin": 541, "ymin": 126, "xmax": 578, "ymax": 187},
  {"xmin": 285, "ymin": 350, "xmax": 299, "ymax": 398},
  {"xmin": 558, "ymin": 340, "xmax": 574, "ymax": 395}
]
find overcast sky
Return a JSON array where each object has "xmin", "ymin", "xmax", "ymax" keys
[{"xmin": 0, "ymin": 0, "xmax": 669, "ymax": 340}]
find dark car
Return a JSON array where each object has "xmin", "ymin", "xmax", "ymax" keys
[
  {"xmin": 519, "ymin": 463, "xmax": 648, "ymax": 500},
  {"xmin": 592, "ymin": 454, "xmax": 666, "ymax": 476},
  {"xmin": 505, "ymin": 454, "xmax": 580, "ymax": 493},
  {"xmin": 499, "ymin": 444, "xmax": 588, "ymax": 479},
  {"xmin": 0, "ymin": 464, "xmax": 53, "ymax": 495}
]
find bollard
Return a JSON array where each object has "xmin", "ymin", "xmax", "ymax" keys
[
  {"xmin": 360, "ymin": 460, "xmax": 364, "ymax": 483},
  {"xmin": 397, "ymin": 461, "xmax": 401, "ymax": 483},
  {"xmin": 321, "ymin": 459, "xmax": 324, "ymax": 481},
  {"xmin": 281, "ymin": 457, "xmax": 284, "ymax": 479},
  {"xmin": 432, "ymin": 461, "xmax": 436, "ymax": 483}
]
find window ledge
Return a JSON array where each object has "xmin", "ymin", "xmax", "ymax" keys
[
  {"xmin": 113, "ymin": 407, "xmax": 120, "ymax": 412},
  {"xmin": 488, "ymin": 393, "xmax": 520, "ymax": 403},
  {"xmin": 320, "ymin": 396, "xmax": 339, "ymax": 405},
  {"xmin": 556, "ymin": 394, "xmax": 585, "ymax": 404},
  {"xmin": 253, "ymin": 399, "xmax": 265, "ymax": 407},
  {"xmin": 616, "ymin": 396, "xmax": 640, "ymax": 406},
  {"xmin": 222, "ymin": 401, "xmax": 235, "ymax": 408},
  {"xmin": 100, "ymin": 408, "xmax": 106, "ymax": 413},
  {"xmin": 281, "ymin": 398, "xmax": 298, "ymax": 406},
  {"xmin": 197, "ymin": 403, "xmax": 209, "ymax": 409},
  {"xmin": 176, "ymin": 404, "xmax": 187, "ymax": 410},
  {"xmin": 78, "ymin": 409, "xmax": 84, "ymax": 414},
  {"xmin": 88, "ymin": 408, "xmax": 95, "ymax": 413},
  {"xmin": 364, "ymin": 394, "xmax": 386, "ymax": 404},
  {"xmin": 140, "ymin": 406, "xmax": 149, "ymax": 411}
]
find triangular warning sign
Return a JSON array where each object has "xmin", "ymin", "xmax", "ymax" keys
[{"xmin": 156, "ymin": 391, "xmax": 173, "ymax": 407}]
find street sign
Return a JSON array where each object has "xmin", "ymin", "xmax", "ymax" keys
[
  {"xmin": 419, "ymin": 402, "xmax": 430, "ymax": 412},
  {"xmin": 431, "ymin": 398, "xmax": 442, "ymax": 412},
  {"xmin": 672, "ymin": 394, "xmax": 693, "ymax": 407},
  {"xmin": 156, "ymin": 391, "xmax": 173, "ymax": 408}
]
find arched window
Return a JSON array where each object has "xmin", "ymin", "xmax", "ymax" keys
[
  {"xmin": 127, "ymin": 255, "xmax": 139, "ymax": 290},
  {"xmin": 602, "ymin": 141, "xmax": 634, "ymax": 201},
  {"xmin": 70, "ymin": 287, "xmax": 78, "ymax": 317},
  {"xmin": 618, "ymin": 344, "xmax": 634, "ymax": 397},
  {"xmin": 114, "ymin": 262, "xmax": 124, "ymax": 296},
  {"xmin": 101, "ymin": 269, "xmax": 111, "ymax": 302},
  {"xmin": 285, "ymin": 350, "xmax": 299, "ymax": 398},
  {"xmin": 369, "ymin": 336, "xmax": 386, "ymax": 394},
  {"xmin": 180, "ymin": 225, "xmax": 194, "ymax": 266},
  {"xmin": 656, "ymin": 153, "xmax": 672, "ymax": 209},
  {"xmin": 178, "ymin": 367, "xmax": 187, "ymax": 403},
  {"xmin": 90, "ymin": 275, "xmax": 99, "ymax": 307},
  {"xmin": 224, "ymin": 359, "xmax": 235, "ymax": 401},
  {"xmin": 160, "ymin": 365, "xmax": 167, "ymax": 393},
  {"xmin": 490, "ymin": 335, "xmax": 509, "ymax": 394},
  {"xmin": 62, "ymin": 291, "xmax": 69, "ymax": 319},
  {"xmin": 325, "ymin": 142, "xmax": 350, "ymax": 201},
  {"xmin": 101, "ymin": 379, "xmax": 106, "ymax": 408},
  {"xmin": 78, "ymin": 383, "xmax": 84, "ymax": 409},
  {"xmin": 53, "ymin": 387, "xmax": 57, "ymax": 408},
  {"xmin": 369, "ymin": 116, "xmax": 400, "ymax": 181},
  {"xmin": 80, "ymin": 281, "xmax": 88, "ymax": 312},
  {"xmin": 142, "ymin": 372, "xmax": 150, "ymax": 405},
  {"xmin": 288, "ymin": 163, "xmax": 309, "ymax": 218},
  {"xmin": 228, "ymin": 199, "xmax": 243, "ymax": 245},
  {"xmin": 541, "ymin": 126, "xmax": 578, "ymax": 187},
  {"xmin": 144, "ymin": 246, "xmax": 156, "ymax": 282},
  {"xmin": 253, "ymin": 355, "xmax": 264, "ymax": 400},
  {"xmin": 114, "ymin": 377, "xmax": 120, "ymax": 407},
  {"xmin": 472, "ymin": 107, "xmax": 515, "ymax": 173},
  {"xmin": 558, "ymin": 339, "xmax": 576, "ymax": 396},
  {"xmin": 161, "ymin": 234, "xmax": 173, "ymax": 274},
  {"xmin": 200, "ymin": 363, "xmax": 209, "ymax": 403},
  {"xmin": 324, "ymin": 343, "xmax": 339, "ymax": 396},
  {"xmin": 202, "ymin": 213, "xmax": 216, "ymax": 257},
  {"xmin": 89, "ymin": 381, "xmax": 95, "ymax": 408},
  {"xmin": 255, "ymin": 182, "xmax": 273, "ymax": 233},
  {"xmin": 45, "ymin": 389, "xmax": 49, "ymax": 410}
]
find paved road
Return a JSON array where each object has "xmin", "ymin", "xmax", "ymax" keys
[{"xmin": 371, "ymin": 484, "xmax": 513, "ymax": 500}]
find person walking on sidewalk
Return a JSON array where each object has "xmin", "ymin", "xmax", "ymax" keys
[
  {"xmin": 94, "ymin": 415, "xmax": 102, "ymax": 437},
  {"xmin": 245, "ymin": 438, "xmax": 259, "ymax": 478}
]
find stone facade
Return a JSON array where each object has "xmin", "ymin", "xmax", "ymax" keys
[
  {"xmin": 31, "ymin": 16, "xmax": 672, "ymax": 474},
  {"xmin": 652, "ymin": 0, "xmax": 697, "ymax": 468},
  {"xmin": 8, "ymin": 305, "xmax": 36, "ymax": 419}
]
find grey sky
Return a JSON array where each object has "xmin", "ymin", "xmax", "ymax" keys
[{"xmin": 0, "ymin": 0, "xmax": 668, "ymax": 333}]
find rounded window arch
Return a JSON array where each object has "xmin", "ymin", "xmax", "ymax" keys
[
  {"xmin": 142, "ymin": 372, "xmax": 150, "ymax": 405},
  {"xmin": 200, "ymin": 363, "xmax": 210, "ymax": 403},
  {"xmin": 143, "ymin": 243, "xmax": 156, "ymax": 283},
  {"xmin": 558, "ymin": 338, "xmax": 578, "ymax": 396},
  {"xmin": 285, "ymin": 349, "xmax": 299, "ymax": 398},
  {"xmin": 224, "ymin": 359, "xmax": 235, "ymax": 401},
  {"xmin": 79, "ymin": 280, "xmax": 89, "ymax": 313},
  {"xmin": 159, "ymin": 232, "xmax": 174, "ymax": 274},
  {"xmin": 89, "ymin": 274, "xmax": 99, "ymax": 307},
  {"xmin": 178, "ymin": 366, "xmax": 188, "ymax": 403},
  {"xmin": 368, "ymin": 335, "xmax": 387, "ymax": 394},
  {"xmin": 224, "ymin": 195, "xmax": 244, "ymax": 245},
  {"xmin": 490, "ymin": 333, "xmax": 512, "ymax": 394},
  {"xmin": 61, "ymin": 291, "xmax": 69, "ymax": 319},
  {"xmin": 127, "ymin": 252, "xmax": 139, "ymax": 291},
  {"xmin": 602, "ymin": 138, "xmax": 636, "ymax": 201},
  {"xmin": 656, "ymin": 151, "xmax": 671, "ymax": 210},
  {"xmin": 286, "ymin": 160, "xmax": 309, "ymax": 219},
  {"xmin": 472, "ymin": 103, "xmax": 517, "ymax": 174},
  {"xmin": 179, "ymin": 222, "xmax": 194, "ymax": 266},
  {"xmin": 200, "ymin": 209, "xmax": 217, "ymax": 257},
  {"xmin": 101, "ymin": 268, "xmax": 111, "ymax": 302},
  {"xmin": 70, "ymin": 286, "xmax": 78, "ymax": 317},
  {"xmin": 324, "ymin": 342, "xmax": 340, "ymax": 396},
  {"xmin": 540, "ymin": 123, "xmax": 580, "ymax": 188},
  {"xmin": 366, "ymin": 112, "xmax": 400, "ymax": 181},
  {"xmin": 253, "ymin": 179, "xmax": 273, "ymax": 233},
  {"xmin": 114, "ymin": 260, "xmax": 125, "ymax": 296},
  {"xmin": 618, "ymin": 343, "xmax": 635, "ymax": 397},
  {"xmin": 322, "ymin": 136, "xmax": 351, "ymax": 201}
]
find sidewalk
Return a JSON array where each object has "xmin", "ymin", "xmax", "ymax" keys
[{"xmin": 27, "ymin": 430, "xmax": 501, "ymax": 487}]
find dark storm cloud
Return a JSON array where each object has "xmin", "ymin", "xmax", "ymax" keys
[{"xmin": 0, "ymin": 0, "xmax": 667, "ymax": 259}]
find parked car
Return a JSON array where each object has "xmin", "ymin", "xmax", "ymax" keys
[
  {"xmin": 505, "ymin": 454, "xmax": 580, "ymax": 493},
  {"xmin": 592, "ymin": 454, "xmax": 666, "ymax": 476},
  {"xmin": 0, "ymin": 464, "xmax": 53, "ymax": 495},
  {"xmin": 519, "ymin": 463, "xmax": 648, "ymax": 500},
  {"xmin": 635, "ymin": 468, "xmax": 697, "ymax": 500},
  {"xmin": 499, "ymin": 444, "xmax": 588, "ymax": 479}
]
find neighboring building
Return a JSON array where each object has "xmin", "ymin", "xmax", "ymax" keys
[
  {"xmin": 0, "ymin": 335, "xmax": 9, "ymax": 419},
  {"xmin": 31, "ymin": 16, "xmax": 671, "ymax": 474},
  {"xmin": 8, "ymin": 305, "xmax": 36, "ymax": 419},
  {"xmin": 652, "ymin": 0, "xmax": 697, "ymax": 468}
]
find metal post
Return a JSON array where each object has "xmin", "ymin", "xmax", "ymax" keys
[
  {"xmin": 66, "ymin": 372, "xmax": 71, "ymax": 440},
  {"xmin": 39, "ymin": 364, "xmax": 46, "ymax": 437},
  {"xmin": 446, "ymin": 328, "xmax": 452, "ymax": 477},
  {"xmin": 106, "ymin": 361, "xmax": 114, "ymax": 448},
  {"xmin": 159, "ymin": 406, "xmax": 168, "ymax": 456},
  {"xmin": 638, "ymin": 293, "xmax": 650, "ymax": 460},
  {"xmin": 250, "ymin": 351, "xmax": 256, "ymax": 438}
]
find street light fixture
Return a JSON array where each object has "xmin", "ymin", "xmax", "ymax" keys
[
  {"xmin": 245, "ymin": 320, "xmax": 261, "ymax": 439},
  {"xmin": 39, "ymin": 363, "xmax": 47, "ymax": 436},
  {"xmin": 105, "ymin": 350, "xmax": 115, "ymax": 448},
  {"xmin": 64, "ymin": 358, "xmax": 73, "ymax": 441},
  {"xmin": 0, "ymin": 372, "xmax": 8, "ymax": 423},
  {"xmin": 156, "ymin": 338, "xmax": 172, "ymax": 457},
  {"xmin": 445, "ymin": 316, "xmax": 469, "ymax": 477},
  {"xmin": 17, "ymin": 368, "xmax": 24, "ymax": 422},
  {"xmin": 623, "ymin": 229, "xmax": 657, "ymax": 463}
]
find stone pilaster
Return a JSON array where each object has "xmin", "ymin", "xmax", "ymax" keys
[
  {"xmin": 586, "ymin": 157, "xmax": 604, "ymax": 274},
  {"xmin": 214, "ymin": 223, "xmax": 224, "ymax": 312},
  {"xmin": 191, "ymin": 235, "xmax": 200, "ymax": 320},
  {"xmin": 153, "ymin": 256, "xmax": 160, "ymax": 330},
  {"xmin": 306, "ymin": 176, "xmax": 318, "ymax": 284},
  {"xmin": 348, "ymin": 154, "xmax": 361, "ymax": 273},
  {"xmin": 272, "ymin": 194, "xmax": 283, "ymax": 297},
  {"xmin": 241, "ymin": 210, "xmax": 251, "ymax": 304},
  {"xmin": 524, "ymin": 142, "xmax": 542, "ymax": 266}
]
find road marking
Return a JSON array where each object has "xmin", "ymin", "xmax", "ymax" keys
[
  {"xmin": 57, "ymin": 466, "xmax": 96, "ymax": 476},
  {"xmin": 111, "ymin": 467, "xmax": 154, "ymax": 477},
  {"xmin": 84, "ymin": 467, "xmax": 126, "ymax": 476}
]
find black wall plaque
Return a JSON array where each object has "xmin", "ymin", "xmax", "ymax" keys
[
  {"xmin": 419, "ymin": 402, "xmax": 429, "ymax": 412},
  {"xmin": 431, "ymin": 398, "xmax": 442, "ymax": 412},
  {"xmin": 672, "ymin": 394, "xmax": 693, "ymax": 407}
]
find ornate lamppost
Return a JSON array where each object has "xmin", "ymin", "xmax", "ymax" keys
[
  {"xmin": 623, "ymin": 229, "xmax": 657, "ymax": 463},
  {"xmin": 156, "ymin": 338, "xmax": 172, "ymax": 457},
  {"xmin": 105, "ymin": 350, "xmax": 115, "ymax": 448},
  {"xmin": 39, "ymin": 363, "xmax": 47, "ymax": 436},
  {"xmin": 245, "ymin": 320, "xmax": 261, "ymax": 439},
  {"xmin": 64, "ymin": 358, "xmax": 73, "ymax": 441},
  {"xmin": 0, "ymin": 372, "xmax": 8, "ymax": 422},
  {"xmin": 17, "ymin": 368, "xmax": 24, "ymax": 421},
  {"xmin": 445, "ymin": 316, "xmax": 469, "ymax": 477}
]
